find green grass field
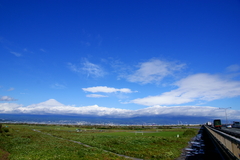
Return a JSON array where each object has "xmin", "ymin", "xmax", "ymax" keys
[{"xmin": 0, "ymin": 124, "xmax": 198, "ymax": 160}]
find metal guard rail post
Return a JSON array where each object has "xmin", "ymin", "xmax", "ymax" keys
[{"xmin": 204, "ymin": 125, "xmax": 240, "ymax": 159}]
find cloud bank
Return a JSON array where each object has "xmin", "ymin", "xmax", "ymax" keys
[{"xmin": 0, "ymin": 99, "xmax": 239, "ymax": 119}]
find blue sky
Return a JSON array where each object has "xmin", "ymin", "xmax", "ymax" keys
[{"xmin": 1, "ymin": 0, "xmax": 240, "ymax": 119}]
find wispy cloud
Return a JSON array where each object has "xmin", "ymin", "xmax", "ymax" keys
[
  {"xmin": 96, "ymin": 34, "xmax": 102, "ymax": 46},
  {"xmin": 109, "ymin": 58, "xmax": 132, "ymax": 80},
  {"xmin": 82, "ymin": 86, "xmax": 135, "ymax": 93},
  {"xmin": 7, "ymin": 87, "xmax": 15, "ymax": 91},
  {"xmin": 126, "ymin": 59, "xmax": 185, "ymax": 84},
  {"xmin": 0, "ymin": 96, "xmax": 17, "ymax": 101},
  {"xmin": 81, "ymin": 59, "xmax": 106, "ymax": 77},
  {"xmin": 80, "ymin": 41, "xmax": 91, "ymax": 47},
  {"xmin": 68, "ymin": 59, "xmax": 106, "ymax": 78},
  {"xmin": 130, "ymin": 73, "xmax": 240, "ymax": 106},
  {"xmin": 23, "ymin": 48, "xmax": 33, "ymax": 53},
  {"xmin": 67, "ymin": 63, "xmax": 78, "ymax": 72},
  {"xmin": 40, "ymin": 48, "xmax": 46, "ymax": 52},
  {"xmin": 226, "ymin": 64, "xmax": 240, "ymax": 72},
  {"xmin": 86, "ymin": 94, "xmax": 108, "ymax": 98},
  {"xmin": 0, "ymin": 99, "xmax": 239, "ymax": 119},
  {"xmin": 10, "ymin": 51, "xmax": 22, "ymax": 57},
  {"xmin": 50, "ymin": 83, "xmax": 66, "ymax": 89}
]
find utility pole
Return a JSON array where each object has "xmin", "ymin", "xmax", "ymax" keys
[{"xmin": 219, "ymin": 107, "xmax": 231, "ymax": 125}]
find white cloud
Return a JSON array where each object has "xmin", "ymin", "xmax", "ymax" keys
[
  {"xmin": 86, "ymin": 94, "xmax": 108, "ymax": 98},
  {"xmin": 0, "ymin": 96, "xmax": 17, "ymax": 101},
  {"xmin": 127, "ymin": 59, "xmax": 185, "ymax": 84},
  {"xmin": 130, "ymin": 73, "xmax": 240, "ymax": 106},
  {"xmin": 68, "ymin": 59, "xmax": 106, "ymax": 78},
  {"xmin": 82, "ymin": 86, "xmax": 134, "ymax": 93},
  {"xmin": 10, "ymin": 51, "xmax": 22, "ymax": 57},
  {"xmin": 0, "ymin": 99, "xmax": 239, "ymax": 119}
]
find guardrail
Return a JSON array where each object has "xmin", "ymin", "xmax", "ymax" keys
[{"xmin": 204, "ymin": 125, "xmax": 240, "ymax": 159}]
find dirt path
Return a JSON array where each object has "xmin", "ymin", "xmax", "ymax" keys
[{"xmin": 0, "ymin": 149, "xmax": 10, "ymax": 160}]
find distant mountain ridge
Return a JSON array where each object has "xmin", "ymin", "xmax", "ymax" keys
[{"xmin": 0, "ymin": 114, "xmax": 214, "ymax": 125}]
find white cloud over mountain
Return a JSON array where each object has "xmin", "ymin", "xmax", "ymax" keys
[
  {"xmin": 130, "ymin": 73, "xmax": 240, "ymax": 106},
  {"xmin": 0, "ymin": 99, "xmax": 239, "ymax": 119}
]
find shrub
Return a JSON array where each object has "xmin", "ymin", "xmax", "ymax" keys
[
  {"xmin": 0, "ymin": 125, "xmax": 9, "ymax": 134},
  {"xmin": 183, "ymin": 129, "xmax": 196, "ymax": 136},
  {"xmin": 157, "ymin": 126, "xmax": 172, "ymax": 129},
  {"xmin": 2, "ymin": 128, "xmax": 9, "ymax": 133}
]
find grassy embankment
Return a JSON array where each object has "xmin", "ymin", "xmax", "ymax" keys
[{"xmin": 0, "ymin": 124, "xmax": 198, "ymax": 160}]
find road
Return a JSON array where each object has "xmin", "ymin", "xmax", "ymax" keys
[{"xmin": 220, "ymin": 127, "xmax": 240, "ymax": 139}]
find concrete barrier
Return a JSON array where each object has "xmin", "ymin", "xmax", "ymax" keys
[{"xmin": 204, "ymin": 125, "xmax": 240, "ymax": 159}]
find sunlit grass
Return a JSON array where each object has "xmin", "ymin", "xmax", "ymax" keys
[
  {"xmin": 0, "ymin": 124, "xmax": 198, "ymax": 160},
  {"xmin": 0, "ymin": 124, "xmax": 127, "ymax": 160},
  {"xmin": 36, "ymin": 125, "xmax": 197, "ymax": 159}
]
